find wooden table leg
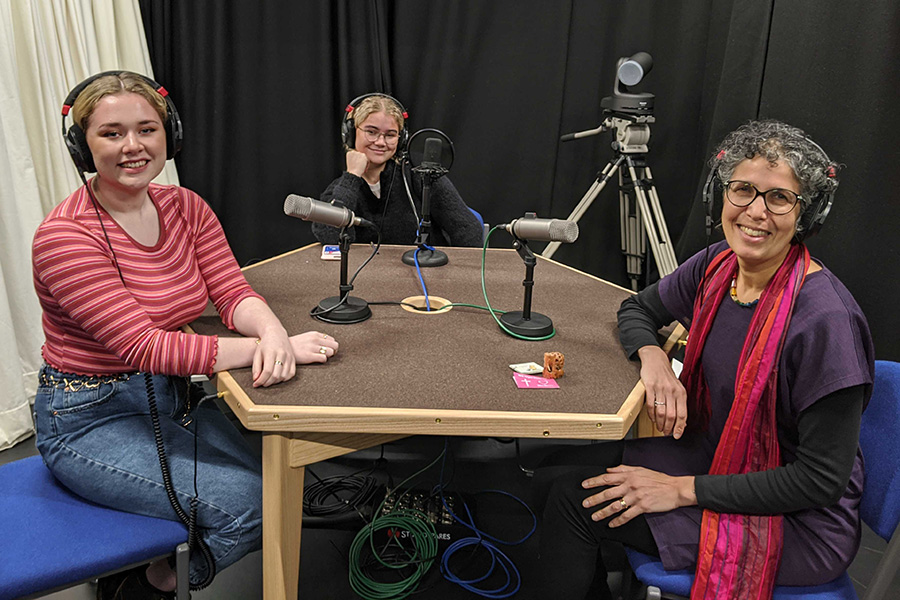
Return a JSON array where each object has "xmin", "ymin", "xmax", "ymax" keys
[
  {"xmin": 260, "ymin": 431, "xmax": 406, "ymax": 598},
  {"xmin": 262, "ymin": 432, "xmax": 304, "ymax": 600}
]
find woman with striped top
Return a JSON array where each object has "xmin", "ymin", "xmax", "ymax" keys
[{"xmin": 31, "ymin": 72, "xmax": 338, "ymax": 598}]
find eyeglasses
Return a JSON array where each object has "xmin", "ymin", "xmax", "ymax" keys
[
  {"xmin": 724, "ymin": 180, "xmax": 802, "ymax": 215},
  {"xmin": 357, "ymin": 127, "xmax": 399, "ymax": 144}
]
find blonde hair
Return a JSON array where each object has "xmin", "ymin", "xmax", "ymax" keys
[
  {"xmin": 350, "ymin": 95, "xmax": 405, "ymax": 134},
  {"xmin": 71, "ymin": 73, "xmax": 168, "ymax": 131}
]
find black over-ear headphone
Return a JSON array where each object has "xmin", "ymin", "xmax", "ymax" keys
[
  {"xmin": 61, "ymin": 70, "xmax": 183, "ymax": 173},
  {"xmin": 702, "ymin": 142, "xmax": 836, "ymax": 242},
  {"xmin": 340, "ymin": 93, "xmax": 409, "ymax": 150}
]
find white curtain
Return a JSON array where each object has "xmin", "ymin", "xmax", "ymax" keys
[{"xmin": 0, "ymin": 0, "xmax": 178, "ymax": 450}]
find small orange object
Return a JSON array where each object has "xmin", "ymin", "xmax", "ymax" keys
[{"xmin": 543, "ymin": 352, "xmax": 565, "ymax": 379}]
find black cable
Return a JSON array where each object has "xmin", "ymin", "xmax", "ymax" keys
[
  {"xmin": 308, "ymin": 289, "xmax": 354, "ymax": 318},
  {"xmin": 368, "ymin": 301, "xmax": 428, "ymax": 310},
  {"xmin": 80, "ymin": 171, "xmax": 127, "ymax": 286},
  {"xmin": 81, "ymin": 169, "xmax": 216, "ymax": 588},
  {"xmin": 304, "ymin": 466, "xmax": 380, "ymax": 522},
  {"xmin": 377, "ymin": 156, "xmax": 399, "ymax": 234},
  {"xmin": 145, "ymin": 374, "xmax": 217, "ymax": 590}
]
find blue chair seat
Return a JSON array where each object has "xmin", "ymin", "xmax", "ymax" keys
[
  {"xmin": 0, "ymin": 454, "xmax": 188, "ymax": 600},
  {"xmin": 625, "ymin": 547, "xmax": 856, "ymax": 599}
]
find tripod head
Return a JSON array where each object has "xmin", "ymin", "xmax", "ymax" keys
[
  {"xmin": 559, "ymin": 113, "xmax": 654, "ymax": 154},
  {"xmin": 606, "ymin": 114, "xmax": 654, "ymax": 154}
]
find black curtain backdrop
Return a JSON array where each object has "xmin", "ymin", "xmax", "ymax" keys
[{"xmin": 139, "ymin": 0, "xmax": 899, "ymax": 361}]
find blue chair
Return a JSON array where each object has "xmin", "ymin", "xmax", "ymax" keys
[
  {"xmin": 468, "ymin": 206, "xmax": 489, "ymax": 243},
  {"xmin": 624, "ymin": 360, "xmax": 900, "ymax": 600},
  {"xmin": 0, "ymin": 455, "xmax": 190, "ymax": 600}
]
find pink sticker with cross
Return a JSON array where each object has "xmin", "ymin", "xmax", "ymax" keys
[{"xmin": 513, "ymin": 372, "xmax": 559, "ymax": 389}]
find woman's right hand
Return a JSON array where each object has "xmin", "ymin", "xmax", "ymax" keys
[
  {"xmin": 346, "ymin": 150, "xmax": 368, "ymax": 178},
  {"xmin": 637, "ymin": 345, "xmax": 687, "ymax": 438},
  {"xmin": 289, "ymin": 331, "xmax": 339, "ymax": 364}
]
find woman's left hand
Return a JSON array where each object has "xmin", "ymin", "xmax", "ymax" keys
[{"xmin": 581, "ymin": 465, "xmax": 696, "ymax": 527}]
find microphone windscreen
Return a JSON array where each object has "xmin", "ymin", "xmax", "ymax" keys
[
  {"xmin": 284, "ymin": 194, "xmax": 313, "ymax": 219},
  {"xmin": 423, "ymin": 137, "xmax": 442, "ymax": 165},
  {"xmin": 549, "ymin": 219, "xmax": 579, "ymax": 243}
]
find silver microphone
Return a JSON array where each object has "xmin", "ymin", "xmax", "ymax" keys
[
  {"xmin": 503, "ymin": 216, "xmax": 579, "ymax": 243},
  {"xmin": 283, "ymin": 195, "xmax": 375, "ymax": 229}
]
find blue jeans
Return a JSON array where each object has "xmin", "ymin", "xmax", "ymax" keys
[{"xmin": 33, "ymin": 364, "xmax": 262, "ymax": 585}]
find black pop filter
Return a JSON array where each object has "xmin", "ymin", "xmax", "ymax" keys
[{"xmin": 406, "ymin": 128, "xmax": 454, "ymax": 170}]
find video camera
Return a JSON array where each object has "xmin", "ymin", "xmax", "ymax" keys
[{"xmin": 600, "ymin": 51, "xmax": 655, "ymax": 116}]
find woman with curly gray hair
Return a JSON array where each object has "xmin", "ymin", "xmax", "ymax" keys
[
  {"xmin": 711, "ymin": 119, "xmax": 839, "ymax": 240},
  {"xmin": 537, "ymin": 120, "xmax": 873, "ymax": 599}
]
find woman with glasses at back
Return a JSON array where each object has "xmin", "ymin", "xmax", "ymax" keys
[
  {"xmin": 536, "ymin": 120, "xmax": 874, "ymax": 599},
  {"xmin": 312, "ymin": 94, "xmax": 483, "ymax": 246}
]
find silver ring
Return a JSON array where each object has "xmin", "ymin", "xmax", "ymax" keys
[
  {"xmin": 619, "ymin": 498, "xmax": 628, "ymax": 509},
  {"xmin": 653, "ymin": 400, "xmax": 665, "ymax": 406},
  {"xmin": 274, "ymin": 360, "xmax": 283, "ymax": 366}
]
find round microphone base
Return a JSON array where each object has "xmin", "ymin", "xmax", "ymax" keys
[
  {"xmin": 499, "ymin": 311, "xmax": 554, "ymax": 339},
  {"xmin": 312, "ymin": 296, "xmax": 372, "ymax": 324},
  {"xmin": 401, "ymin": 247, "xmax": 449, "ymax": 267}
]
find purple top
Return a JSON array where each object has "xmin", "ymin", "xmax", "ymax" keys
[{"xmin": 624, "ymin": 241, "xmax": 874, "ymax": 585}]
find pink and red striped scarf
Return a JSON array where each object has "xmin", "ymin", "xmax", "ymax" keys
[{"xmin": 680, "ymin": 243, "xmax": 810, "ymax": 600}]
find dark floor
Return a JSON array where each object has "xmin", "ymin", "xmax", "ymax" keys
[
  {"xmin": 3, "ymin": 421, "xmax": 895, "ymax": 599},
  {"xmin": 295, "ymin": 435, "xmax": 557, "ymax": 600}
]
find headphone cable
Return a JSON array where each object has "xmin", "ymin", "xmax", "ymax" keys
[
  {"xmin": 400, "ymin": 159, "xmax": 421, "ymax": 224},
  {"xmin": 80, "ymin": 171, "xmax": 127, "ymax": 286},
  {"xmin": 80, "ymin": 170, "xmax": 217, "ymax": 589}
]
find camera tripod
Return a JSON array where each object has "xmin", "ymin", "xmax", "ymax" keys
[{"xmin": 542, "ymin": 114, "xmax": 678, "ymax": 289}]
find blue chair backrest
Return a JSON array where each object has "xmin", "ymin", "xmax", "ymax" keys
[
  {"xmin": 859, "ymin": 360, "xmax": 900, "ymax": 541},
  {"xmin": 468, "ymin": 206, "xmax": 484, "ymax": 226}
]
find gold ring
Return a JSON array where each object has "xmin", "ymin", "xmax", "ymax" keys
[
  {"xmin": 274, "ymin": 360, "xmax": 283, "ymax": 366},
  {"xmin": 619, "ymin": 498, "xmax": 628, "ymax": 509},
  {"xmin": 322, "ymin": 334, "xmax": 329, "ymax": 339},
  {"xmin": 319, "ymin": 346, "xmax": 327, "ymax": 354},
  {"xmin": 653, "ymin": 401, "xmax": 665, "ymax": 406}
]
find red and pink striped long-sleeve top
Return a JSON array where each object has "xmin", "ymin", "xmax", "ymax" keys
[{"xmin": 32, "ymin": 181, "xmax": 263, "ymax": 377}]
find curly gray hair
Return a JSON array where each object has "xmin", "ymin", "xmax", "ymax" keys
[{"xmin": 711, "ymin": 120, "xmax": 839, "ymax": 232}]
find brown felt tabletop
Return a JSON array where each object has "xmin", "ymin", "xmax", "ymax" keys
[{"xmin": 189, "ymin": 244, "xmax": 644, "ymax": 438}]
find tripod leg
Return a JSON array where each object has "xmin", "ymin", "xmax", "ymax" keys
[
  {"xmin": 619, "ymin": 170, "xmax": 643, "ymax": 289},
  {"xmin": 542, "ymin": 156, "xmax": 624, "ymax": 259},
  {"xmin": 642, "ymin": 166, "xmax": 678, "ymax": 275},
  {"xmin": 627, "ymin": 158, "xmax": 677, "ymax": 278}
]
